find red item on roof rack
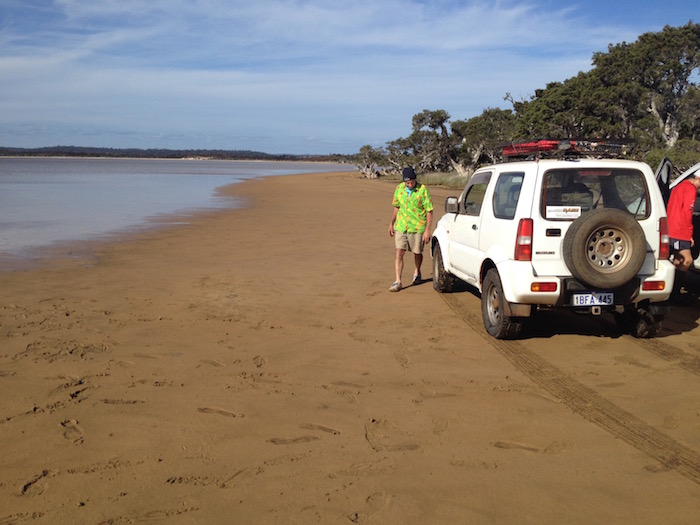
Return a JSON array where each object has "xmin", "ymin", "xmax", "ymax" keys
[
  {"xmin": 502, "ymin": 139, "xmax": 630, "ymax": 158},
  {"xmin": 502, "ymin": 139, "xmax": 569, "ymax": 157}
]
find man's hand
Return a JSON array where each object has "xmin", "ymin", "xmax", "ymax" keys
[{"xmin": 388, "ymin": 224, "xmax": 395, "ymax": 237}]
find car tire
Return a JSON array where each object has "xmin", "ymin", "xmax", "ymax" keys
[
  {"xmin": 614, "ymin": 306, "xmax": 663, "ymax": 338},
  {"xmin": 433, "ymin": 242, "xmax": 456, "ymax": 293},
  {"xmin": 563, "ymin": 208, "xmax": 646, "ymax": 289},
  {"xmin": 481, "ymin": 269, "xmax": 522, "ymax": 339}
]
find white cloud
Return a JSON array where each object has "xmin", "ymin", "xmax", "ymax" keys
[{"xmin": 1, "ymin": 0, "xmax": 696, "ymax": 153}]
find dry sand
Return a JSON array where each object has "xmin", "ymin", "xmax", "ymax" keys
[{"xmin": 1, "ymin": 170, "xmax": 700, "ymax": 524}]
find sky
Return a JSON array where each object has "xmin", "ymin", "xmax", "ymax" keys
[{"xmin": 0, "ymin": 1, "xmax": 697, "ymax": 155}]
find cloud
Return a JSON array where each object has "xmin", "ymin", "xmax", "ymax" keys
[{"xmin": 0, "ymin": 0, "xmax": 695, "ymax": 153}]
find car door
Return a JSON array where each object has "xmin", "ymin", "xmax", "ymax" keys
[
  {"xmin": 448, "ymin": 172, "xmax": 491, "ymax": 284},
  {"xmin": 655, "ymin": 157, "xmax": 673, "ymax": 204}
]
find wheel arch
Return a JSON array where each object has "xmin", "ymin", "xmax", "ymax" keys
[
  {"xmin": 479, "ymin": 259, "xmax": 497, "ymax": 293},
  {"xmin": 431, "ymin": 230, "xmax": 450, "ymax": 265}
]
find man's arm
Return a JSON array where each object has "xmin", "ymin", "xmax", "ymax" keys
[
  {"xmin": 388, "ymin": 207, "xmax": 399, "ymax": 237},
  {"xmin": 423, "ymin": 210, "xmax": 433, "ymax": 243}
]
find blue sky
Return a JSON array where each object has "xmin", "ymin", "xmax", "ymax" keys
[{"xmin": 1, "ymin": 1, "xmax": 697, "ymax": 154}]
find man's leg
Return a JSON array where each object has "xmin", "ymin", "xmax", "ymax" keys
[
  {"xmin": 671, "ymin": 248, "xmax": 694, "ymax": 304},
  {"xmin": 394, "ymin": 248, "xmax": 405, "ymax": 284},
  {"xmin": 677, "ymin": 249, "xmax": 694, "ymax": 271},
  {"xmin": 413, "ymin": 252, "xmax": 423, "ymax": 279}
]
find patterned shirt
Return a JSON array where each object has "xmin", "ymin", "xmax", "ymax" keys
[{"xmin": 392, "ymin": 182, "xmax": 434, "ymax": 233}]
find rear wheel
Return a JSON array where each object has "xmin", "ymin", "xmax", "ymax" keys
[
  {"xmin": 481, "ymin": 269, "xmax": 522, "ymax": 339},
  {"xmin": 613, "ymin": 306, "xmax": 663, "ymax": 338},
  {"xmin": 433, "ymin": 242, "xmax": 456, "ymax": 293}
]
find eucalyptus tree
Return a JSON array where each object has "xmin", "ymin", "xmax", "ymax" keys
[
  {"xmin": 355, "ymin": 144, "xmax": 387, "ymax": 178},
  {"xmin": 451, "ymin": 108, "xmax": 516, "ymax": 177},
  {"xmin": 513, "ymin": 23, "xmax": 700, "ymax": 151},
  {"xmin": 592, "ymin": 22, "xmax": 700, "ymax": 149}
]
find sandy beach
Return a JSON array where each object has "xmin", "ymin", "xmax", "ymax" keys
[{"xmin": 1, "ymin": 170, "xmax": 700, "ymax": 524}]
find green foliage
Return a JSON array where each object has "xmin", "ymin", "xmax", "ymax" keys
[
  {"xmin": 359, "ymin": 23, "xmax": 700, "ymax": 177},
  {"xmin": 645, "ymin": 139, "xmax": 700, "ymax": 176},
  {"xmin": 355, "ymin": 144, "xmax": 388, "ymax": 178},
  {"xmin": 591, "ymin": 22, "xmax": 700, "ymax": 149},
  {"xmin": 452, "ymin": 108, "xmax": 516, "ymax": 169}
]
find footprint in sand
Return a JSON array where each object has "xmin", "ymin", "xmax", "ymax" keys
[
  {"xmin": 348, "ymin": 491, "xmax": 393, "ymax": 522},
  {"xmin": 61, "ymin": 419, "xmax": 84, "ymax": 444},
  {"xmin": 102, "ymin": 398, "xmax": 145, "ymax": 405},
  {"xmin": 300, "ymin": 423, "xmax": 341, "ymax": 435},
  {"xmin": 364, "ymin": 418, "xmax": 420, "ymax": 452},
  {"xmin": 200, "ymin": 359, "xmax": 226, "ymax": 367},
  {"xmin": 197, "ymin": 407, "xmax": 244, "ymax": 418},
  {"xmin": 432, "ymin": 418, "xmax": 449, "ymax": 436},
  {"xmin": 20, "ymin": 469, "xmax": 56, "ymax": 497},
  {"xmin": 268, "ymin": 436, "xmax": 320, "ymax": 445},
  {"xmin": 394, "ymin": 353, "xmax": 410, "ymax": 369},
  {"xmin": 492, "ymin": 440, "xmax": 541, "ymax": 453},
  {"xmin": 220, "ymin": 467, "xmax": 260, "ymax": 488}
]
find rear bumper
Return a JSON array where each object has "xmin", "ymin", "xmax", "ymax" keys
[{"xmin": 496, "ymin": 259, "xmax": 675, "ymax": 306}]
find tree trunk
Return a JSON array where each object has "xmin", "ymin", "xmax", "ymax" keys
[
  {"xmin": 649, "ymin": 97, "xmax": 680, "ymax": 148},
  {"xmin": 448, "ymin": 157, "xmax": 471, "ymax": 179}
]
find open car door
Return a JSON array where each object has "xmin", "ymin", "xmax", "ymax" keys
[{"xmin": 655, "ymin": 157, "xmax": 673, "ymax": 204}]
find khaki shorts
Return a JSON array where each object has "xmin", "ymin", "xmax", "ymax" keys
[{"xmin": 394, "ymin": 231, "xmax": 425, "ymax": 254}]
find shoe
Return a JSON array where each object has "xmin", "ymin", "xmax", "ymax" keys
[
  {"xmin": 412, "ymin": 273, "xmax": 422, "ymax": 285},
  {"xmin": 389, "ymin": 281, "xmax": 402, "ymax": 292}
]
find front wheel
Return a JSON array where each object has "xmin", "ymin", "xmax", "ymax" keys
[
  {"xmin": 481, "ymin": 269, "xmax": 522, "ymax": 339},
  {"xmin": 433, "ymin": 242, "xmax": 456, "ymax": 293}
]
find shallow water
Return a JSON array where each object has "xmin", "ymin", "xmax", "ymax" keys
[{"xmin": 0, "ymin": 158, "xmax": 350, "ymax": 263}]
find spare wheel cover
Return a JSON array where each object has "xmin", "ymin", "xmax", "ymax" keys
[{"xmin": 563, "ymin": 208, "xmax": 646, "ymax": 289}]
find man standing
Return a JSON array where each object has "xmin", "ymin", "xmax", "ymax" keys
[
  {"xmin": 666, "ymin": 171, "xmax": 700, "ymax": 302},
  {"xmin": 388, "ymin": 166, "xmax": 434, "ymax": 292}
]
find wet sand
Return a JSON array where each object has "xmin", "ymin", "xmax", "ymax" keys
[{"xmin": 1, "ymin": 171, "xmax": 700, "ymax": 524}]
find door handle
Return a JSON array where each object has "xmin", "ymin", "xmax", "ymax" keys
[{"xmin": 472, "ymin": 224, "xmax": 478, "ymax": 230}]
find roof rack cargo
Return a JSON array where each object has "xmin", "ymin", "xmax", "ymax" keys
[{"xmin": 501, "ymin": 139, "xmax": 633, "ymax": 160}]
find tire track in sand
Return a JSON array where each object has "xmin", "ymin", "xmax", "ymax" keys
[
  {"xmin": 442, "ymin": 294, "xmax": 700, "ymax": 485},
  {"xmin": 626, "ymin": 336, "xmax": 700, "ymax": 376}
]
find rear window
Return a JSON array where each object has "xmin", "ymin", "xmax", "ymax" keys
[{"xmin": 541, "ymin": 168, "xmax": 650, "ymax": 220}]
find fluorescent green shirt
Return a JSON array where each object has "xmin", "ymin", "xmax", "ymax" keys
[{"xmin": 392, "ymin": 182, "xmax": 434, "ymax": 233}]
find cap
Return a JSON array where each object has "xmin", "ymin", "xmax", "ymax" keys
[{"xmin": 402, "ymin": 166, "xmax": 416, "ymax": 181}]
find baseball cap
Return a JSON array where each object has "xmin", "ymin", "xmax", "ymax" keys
[{"xmin": 402, "ymin": 167, "xmax": 417, "ymax": 181}]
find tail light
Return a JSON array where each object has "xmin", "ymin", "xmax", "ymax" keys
[
  {"xmin": 659, "ymin": 217, "xmax": 669, "ymax": 260},
  {"xmin": 514, "ymin": 218, "xmax": 533, "ymax": 261}
]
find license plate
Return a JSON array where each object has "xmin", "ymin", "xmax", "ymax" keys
[{"xmin": 572, "ymin": 292, "xmax": 614, "ymax": 306}]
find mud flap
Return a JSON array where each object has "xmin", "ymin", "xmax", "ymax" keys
[{"xmin": 503, "ymin": 301, "xmax": 531, "ymax": 318}]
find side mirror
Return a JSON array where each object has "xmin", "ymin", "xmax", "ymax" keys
[{"xmin": 445, "ymin": 196, "xmax": 459, "ymax": 213}]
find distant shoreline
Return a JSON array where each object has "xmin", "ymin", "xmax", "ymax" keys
[
  {"xmin": 0, "ymin": 146, "xmax": 353, "ymax": 163},
  {"xmin": 0, "ymin": 155, "xmax": 354, "ymax": 165}
]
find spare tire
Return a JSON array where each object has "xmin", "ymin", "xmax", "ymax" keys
[{"xmin": 563, "ymin": 208, "xmax": 646, "ymax": 289}]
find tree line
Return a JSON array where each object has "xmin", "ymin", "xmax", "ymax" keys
[{"xmin": 355, "ymin": 22, "xmax": 700, "ymax": 179}]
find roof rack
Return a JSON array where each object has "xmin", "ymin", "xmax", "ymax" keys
[{"xmin": 501, "ymin": 139, "xmax": 633, "ymax": 160}]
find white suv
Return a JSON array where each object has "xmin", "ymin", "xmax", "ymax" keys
[{"xmin": 431, "ymin": 140, "xmax": 675, "ymax": 339}]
